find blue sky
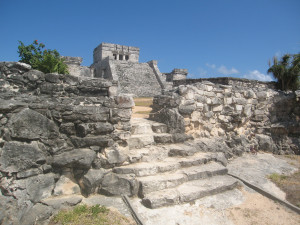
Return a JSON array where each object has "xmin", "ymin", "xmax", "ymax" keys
[{"xmin": 1, "ymin": 0, "xmax": 299, "ymax": 81}]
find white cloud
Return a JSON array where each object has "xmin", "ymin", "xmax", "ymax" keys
[
  {"xmin": 217, "ymin": 65, "xmax": 239, "ymax": 75},
  {"xmin": 206, "ymin": 63, "xmax": 239, "ymax": 75},
  {"xmin": 206, "ymin": 63, "xmax": 216, "ymax": 69},
  {"xmin": 243, "ymin": 70, "xmax": 273, "ymax": 82}
]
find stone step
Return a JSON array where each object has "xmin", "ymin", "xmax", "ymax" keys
[
  {"xmin": 128, "ymin": 134, "xmax": 154, "ymax": 149},
  {"xmin": 138, "ymin": 162, "xmax": 227, "ymax": 196},
  {"xmin": 153, "ymin": 133, "xmax": 173, "ymax": 144},
  {"xmin": 131, "ymin": 122, "xmax": 153, "ymax": 135},
  {"xmin": 173, "ymin": 152, "xmax": 215, "ymax": 167},
  {"xmin": 114, "ymin": 152, "xmax": 214, "ymax": 176},
  {"xmin": 113, "ymin": 161, "xmax": 180, "ymax": 177},
  {"xmin": 167, "ymin": 144, "xmax": 198, "ymax": 157},
  {"xmin": 141, "ymin": 175, "xmax": 239, "ymax": 208}
]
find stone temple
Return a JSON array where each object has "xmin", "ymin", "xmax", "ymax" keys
[{"xmin": 63, "ymin": 42, "xmax": 188, "ymax": 96}]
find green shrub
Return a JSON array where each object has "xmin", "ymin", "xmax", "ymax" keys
[{"xmin": 18, "ymin": 40, "xmax": 69, "ymax": 74}]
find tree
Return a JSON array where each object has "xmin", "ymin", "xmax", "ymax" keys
[
  {"xmin": 18, "ymin": 40, "xmax": 69, "ymax": 74},
  {"xmin": 268, "ymin": 53, "xmax": 300, "ymax": 91}
]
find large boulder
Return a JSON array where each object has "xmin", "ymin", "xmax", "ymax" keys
[
  {"xmin": 79, "ymin": 168, "xmax": 106, "ymax": 196},
  {"xmin": 53, "ymin": 175, "xmax": 81, "ymax": 196},
  {"xmin": 100, "ymin": 173, "xmax": 138, "ymax": 196},
  {"xmin": 8, "ymin": 108, "xmax": 59, "ymax": 141},
  {"xmin": 256, "ymin": 134, "xmax": 275, "ymax": 152},
  {"xmin": 52, "ymin": 148, "xmax": 96, "ymax": 169},
  {"xmin": 0, "ymin": 141, "xmax": 46, "ymax": 174}
]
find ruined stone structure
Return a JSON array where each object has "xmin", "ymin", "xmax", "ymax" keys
[
  {"xmin": 62, "ymin": 56, "xmax": 94, "ymax": 78},
  {"xmin": 90, "ymin": 43, "xmax": 185, "ymax": 96},
  {"xmin": 61, "ymin": 42, "xmax": 188, "ymax": 97},
  {"xmin": 1, "ymin": 45, "xmax": 300, "ymax": 224}
]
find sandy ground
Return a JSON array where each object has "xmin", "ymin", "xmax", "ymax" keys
[
  {"xmin": 227, "ymin": 188, "xmax": 300, "ymax": 225},
  {"xmin": 128, "ymin": 152, "xmax": 300, "ymax": 225}
]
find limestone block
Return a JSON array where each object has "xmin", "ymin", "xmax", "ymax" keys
[
  {"xmin": 244, "ymin": 90, "xmax": 256, "ymax": 99},
  {"xmin": 235, "ymin": 105, "xmax": 243, "ymax": 111},
  {"xmin": 26, "ymin": 173, "xmax": 56, "ymax": 203},
  {"xmin": 254, "ymin": 109, "xmax": 264, "ymax": 115},
  {"xmin": 256, "ymin": 134, "xmax": 275, "ymax": 152},
  {"xmin": 45, "ymin": 73, "xmax": 60, "ymax": 83},
  {"xmin": 178, "ymin": 104, "xmax": 196, "ymax": 115},
  {"xmin": 111, "ymin": 108, "xmax": 132, "ymax": 121},
  {"xmin": 234, "ymin": 93, "xmax": 242, "ymax": 98},
  {"xmin": 205, "ymin": 112, "xmax": 214, "ymax": 118},
  {"xmin": 185, "ymin": 90, "xmax": 195, "ymax": 100},
  {"xmin": 115, "ymin": 95, "xmax": 135, "ymax": 108},
  {"xmin": 257, "ymin": 91, "xmax": 268, "ymax": 100},
  {"xmin": 105, "ymin": 145, "xmax": 128, "ymax": 164},
  {"xmin": 23, "ymin": 69, "xmax": 45, "ymax": 82},
  {"xmin": 224, "ymin": 97, "xmax": 233, "ymax": 105},
  {"xmin": 178, "ymin": 85, "xmax": 188, "ymax": 95},
  {"xmin": 196, "ymin": 89, "xmax": 204, "ymax": 95},
  {"xmin": 79, "ymin": 168, "xmax": 106, "ymax": 196},
  {"xmin": 206, "ymin": 98, "xmax": 212, "ymax": 104},
  {"xmin": 8, "ymin": 108, "xmax": 59, "ymax": 141},
  {"xmin": 17, "ymin": 168, "xmax": 42, "ymax": 179},
  {"xmin": 195, "ymin": 102, "xmax": 204, "ymax": 111},
  {"xmin": 52, "ymin": 148, "xmax": 96, "ymax": 169},
  {"xmin": 218, "ymin": 115, "xmax": 230, "ymax": 123},
  {"xmin": 204, "ymin": 85, "xmax": 213, "ymax": 91},
  {"xmin": 71, "ymin": 136, "xmax": 113, "ymax": 148},
  {"xmin": 216, "ymin": 93, "xmax": 224, "ymax": 98},
  {"xmin": 108, "ymin": 86, "xmax": 118, "ymax": 97},
  {"xmin": 204, "ymin": 91, "xmax": 216, "ymax": 97},
  {"xmin": 184, "ymin": 118, "xmax": 191, "ymax": 126},
  {"xmin": 212, "ymin": 105, "xmax": 223, "ymax": 112},
  {"xmin": 53, "ymin": 175, "xmax": 81, "ymax": 196},
  {"xmin": 211, "ymin": 97, "xmax": 222, "ymax": 105},
  {"xmin": 184, "ymin": 100, "xmax": 195, "ymax": 105},
  {"xmin": 243, "ymin": 104, "xmax": 252, "ymax": 117},
  {"xmin": 194, "ymin": 94, "xmax": 206, "ymax": 103},
  {"xmin": 0, "ymin": 141, "xmax": 46, "ymax": 174},
  {"xmin": 101, "ymin": 173, "xmax": 138, "ymax": 196},
  {"xmin": 191, "ymin": 111, "xmax": 201, "ymax": 121},
  {"xmin": 233, "ymin": 98, "xmax": 247, "ymax": 105}
]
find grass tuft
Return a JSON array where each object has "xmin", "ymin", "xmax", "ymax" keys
[
  {"xmin": 49, "ymin": 204, "xmax": 134, "ymax": 225},
  {"xmin": 268, "ymin": 173, "xmax": 288, "ymax": 183}
]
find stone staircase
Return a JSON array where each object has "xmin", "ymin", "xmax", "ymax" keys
[
  {"xmin": 128, "ymin": 118, "xmax": 173, "ymax": 149},
  {"xmin": 111, "ymin": 118, "xmax": 240, "ymax": 209}
]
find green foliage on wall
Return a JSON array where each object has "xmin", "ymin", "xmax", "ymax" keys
[{"xmin": 18, "ymin": 40, "xmax": 69, "ymax": 74}]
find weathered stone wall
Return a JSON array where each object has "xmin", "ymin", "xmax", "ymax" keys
[
  {"xmin": 62, "ymin": 56, "xmax": 94, "ymax": 77},
  {"xmin": 174, "ymin": 77, "xmax": 277, "ymax": 89},
  {"xmin": 0, "ymin": 62, "xmax": 135, "ymax": 224},
  {"xmin": 151, "ymin": 80, "xmax": 300, "ymax": 156}
]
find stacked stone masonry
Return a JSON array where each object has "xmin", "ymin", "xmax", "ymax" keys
[
  {"xmin": 0, "ymin": 62, "xmax": 136, "ymax": 224},
  {"xmin": 151, "ymin": 80, "xmax": 300, "ymax": 156}
]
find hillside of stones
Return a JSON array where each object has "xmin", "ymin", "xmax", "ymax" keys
[{"xmin": 0, "ymin": 61, "xmax": 299, "ymax": 224}]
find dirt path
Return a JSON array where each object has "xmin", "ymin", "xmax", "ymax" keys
[{"xmin": 227, "ymin": 188, "xmax": 300, "ymax": 225}]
